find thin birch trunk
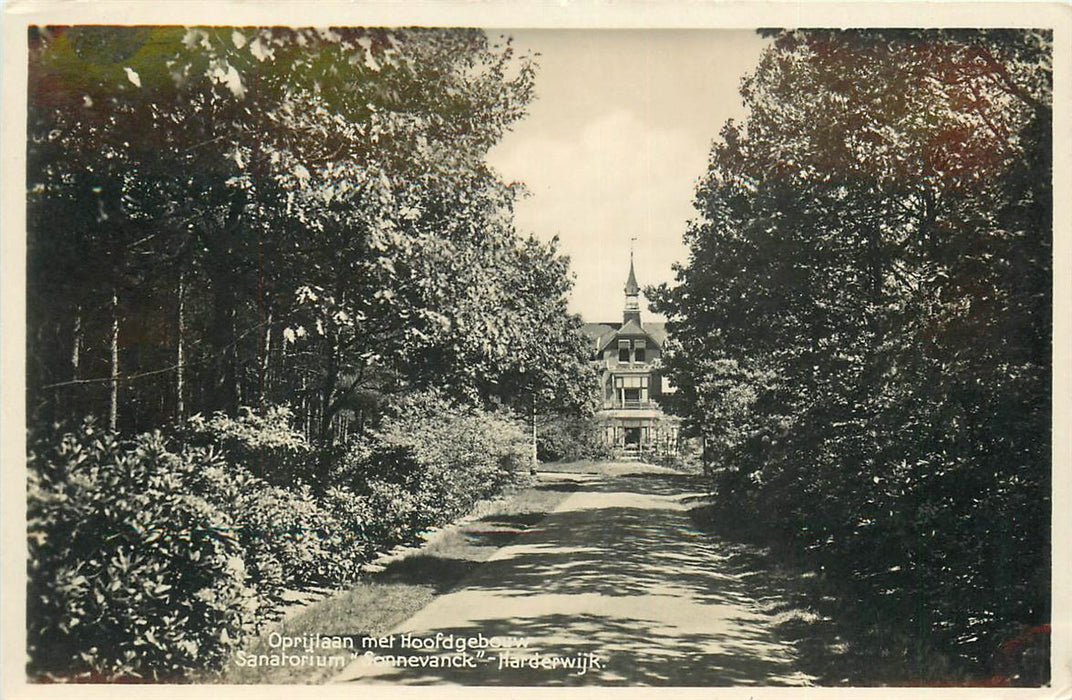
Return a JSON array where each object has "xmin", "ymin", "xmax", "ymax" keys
[
  {"xmin": 176, "ymin": 273, "xmax": 185, "ymax": 419},
  {"xmin": 109, "ymin": 289, "xmax": 119, "ymax": 431},
  {"xmin": 261, "ymin": 312, "xmax": 272, "ymax": 403},
  {"xmin": 232, "ymin": 312, "xmax": 242, "ymax": 409},
  {"xmin": 532, "ymin": 394, "xmax": 538, "ymax": 468},
  {"xmin": 71, "ymin": 306, "xmax": 82, "ymax": 379}
]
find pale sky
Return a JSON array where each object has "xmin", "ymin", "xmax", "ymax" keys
[{"xmin": 487, "ymin": 29, "xmax": 771, "ymax": 323}]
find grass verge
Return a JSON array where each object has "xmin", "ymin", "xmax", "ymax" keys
[{"xmin": 204, "ymin": 472, "xmax": 578, "ymax": 684}]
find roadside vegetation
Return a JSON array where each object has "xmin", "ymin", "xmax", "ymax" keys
[
  {"xmin": 653, "ymin": 29, "xmax": 1051, "ymax": 685},
  {"xmin": 212, "ymin": 474, "xmax": 575, "ymax": 684},
  {"xmin": 28, "ymin": 394, "xmax": 537, "ymax": 681},
  {"xmin": 26, "ymin": 27, "xmax": 597, "ymax": 682}
]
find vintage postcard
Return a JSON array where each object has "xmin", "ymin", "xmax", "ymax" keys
[{"xmin": 2, "ymin": 1, "xmax": 1069, "ymax": 698}]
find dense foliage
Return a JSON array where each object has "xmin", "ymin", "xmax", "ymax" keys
[
  {"xmin": 27, "ymin": 26, "xmax": 596, "ymax": 440},
  {"xmin": 25, "ymin": 25, "xmax": 594, "ymax": 682},
  {"xmin": 536, "ymin": 416, "xmax": 613, "ymax": 462},
  {"xmin": 344, "ymin": 391, "xmax": 532, "ymax": 538},
  {"xmin": 28, "ymin": 398, "xmax": 532, "ymax": 680},
  {"xmin": 651, "ymin": 29, "xmax": 1051, "ymax": 682},
  {"xmin": 28, "ymin": 422, "xmax": 260, "ymax": 681}
]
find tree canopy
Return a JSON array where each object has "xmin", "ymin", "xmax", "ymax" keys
[
  {"xmin": 27, "ymin": 26, "xmax": 597, "ymax": 441},
  {"xmin": 651, "ymin": 29, "xmax": 1051, "ymax": 680}
]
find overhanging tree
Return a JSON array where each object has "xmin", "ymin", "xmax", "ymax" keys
[
  {"xmin": 651, "ymin": 29, "xmax": 1051, "ymax": 680},
  {"xmin": 29, "ymin": 26, "xmax": 592, "ymax": 445}
]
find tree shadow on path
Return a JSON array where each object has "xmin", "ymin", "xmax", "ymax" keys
[{"xmin": 337, "ymin": 463, "xmax": 817, "ymax": 686}]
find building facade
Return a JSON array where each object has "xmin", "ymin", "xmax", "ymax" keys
[{"xmin": 580, "ymin": 256, "xmax": 679, "ymax": 457}]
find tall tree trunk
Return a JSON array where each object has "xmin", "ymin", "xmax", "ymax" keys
[
  {"xmin": 207, "ymin": 281, "xmax": 241, "ymax": 416},
  {"xmin": 176, "ymin": 272, "xmax": 185, "ymax": 419},
  {"xmin": 318, "ymin": 340, "xmax": 338, "ymax": 445},
  {"xmin": 109, "ymin": 289, "xmax": 119, "ymax": 431},
  {"xmin": 531, "ymin": 394, "xmax": 538, "ymax": 468},
  {"xmin": 301, "ymin": 374, "xmax": 310, "ymax": 441},
  {"xmin": 67, "ymin": 306, "xmax": 83, "ymax": 418},
  {"xmin": 203, "ymin": 192, "xmax": 246, "ymax": 416},
  {"xmin": 260, "ymin": 311, "xmax": 272, "ymax": 405},
  {"xmin": 71, "ymin": 306, "xmax": 82, "ymax": 379},
  {"xmin": 701, "ymin": 433, "xmax": 710, "ymax": 478},
  {"xmin": 232, "ymin": 312, "xmax": 243, "ymax": 409}
]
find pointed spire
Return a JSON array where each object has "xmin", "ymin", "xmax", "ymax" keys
[
  {"xmin": 623, "ymin": 240, "xmax": 641, "ymax": 325},
  {"xmin": 625, "ymin": 241, "xmax": 639, "ymax": 295}
]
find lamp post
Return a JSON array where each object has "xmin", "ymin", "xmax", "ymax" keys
[{"xmin": 531, "ymin": 393, "xmax": 538, "ymax": 472}]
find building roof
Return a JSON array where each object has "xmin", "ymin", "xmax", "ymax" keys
[
  {"xmin": 579, "ymin": 254, "xmax": 670, "ymax": 353},
  {"xmin": 580, "ymin": 322, "xmax": 615, "ymax": 338},
  {"xmin": 581, "ymin": 320, "xmax": 669, "ymax": 352},
  {"xmin": 618, "ymin": 318, "xmax": 646, "ymax": 337},
  {"xmin": 646, "ymin": 322, "xmax": 669, "ymax": 347},
  {"xmin": 579, "ymin": 322, "xmax": 617, "ymax": 353}
]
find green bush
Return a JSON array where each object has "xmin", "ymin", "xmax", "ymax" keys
[
  {"xmin": 27, "ymin": 398, "xmax": 536, "ymax": 681},
  {"xmin": 177, "ymin": 406, "xmax": 313, "ymax": 487},
  {"xmin": 536, "ymin": 416, "xmax": 611, "ymax": 462},
  {"xmin": 27, "ymin": 421, "xmax": 260, "ymax": 681},
  {"xmin": 174, "ymin": 408, "xmax": 368, "ymax": 591},
  {"xmin": 190, "ymin": 466, "xmax": 345, "ymax": 601},
  {"xmin": 649, "ymin": 29, "xmax": 1052, "ymax": 682},
  {"xmin": 319, "ymin": 485, "xmax": 376, "ymax": 572},
  {"xmin": 333, "ymin": 390, "xmax": 531, "ymax": 546},
  {"xmin": 352, "ymin": 479, "xmax": 422, "ymax": 552},
  {"xmin": 372, "ymin": 391, "xmax": 531, "ymax": 518}
]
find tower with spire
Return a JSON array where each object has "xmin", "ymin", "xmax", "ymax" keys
[{"xmin": 623, "ymin": 249, "xmax": 641, "ymax": 325}]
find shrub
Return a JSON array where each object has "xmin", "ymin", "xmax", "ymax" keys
[
  {"xmin": 537, "ymin": 416, "xmax": 612, "ymax": 462},
  {"xmin": 371, "ymin": 391, "xmax": 531, "ymax": 519},
  {"xmin": 354, "ymin": 479, "xmax": 423, "ymax": 552},
  {"xmin": 191, "ymin": 466, "xmax": 342, "ymax": 601},
  {"xmin": 318, "ymin": 485, "xmax": 373, "ymax": 579},
  {"xmin": 26, "ymin": 398, "xmax": 535, "ymax": 681},
  {"xmin": 176, "ymin": 406, "xmax": 313, "ymax": 487},
  {"xmin": 27, "ymin": 421, "xmax": 259, "ymax": 681},
  {"xmin": 332, "ymin": 390, "xmax": 532, "ymax": 547},
  {"xmin": 176, "ymin": 407, "xmax": 380, "ymax": 591}
]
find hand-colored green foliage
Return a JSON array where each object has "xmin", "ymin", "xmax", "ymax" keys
[
  {"xmin": 25, "ymin": 25, "xmax": 590, "ymax": 679},
  {"xmin": 26, "ymin": 26, "xmax": 593, "ymax": 441},
  {"xmin": 28, "ymin": 399, "xmax": 534, "ymax": 680}
]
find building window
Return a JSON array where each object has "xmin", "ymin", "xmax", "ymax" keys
[
  {"xmin": 614, "ymin": 375, "xmax": 650, "ymax": 407},
  {"xmin": 618, "ymin": 339, "xmax": 630, "ymax": 363},
  {"xmin": 634, "ymin": 339, "xmax": 646, "ymax": 363},
  {"xmin": 614, "ymin": 376, "xmax": 648, "ymax": 389}
]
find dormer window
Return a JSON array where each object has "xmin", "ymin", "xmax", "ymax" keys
[
  {"xmin": 634, "ymin": 339, "xmax": 646, "ymax": 363},
  {"xmin": 618, "ymin": 339, "xmax": 630, "ymax": 363}
]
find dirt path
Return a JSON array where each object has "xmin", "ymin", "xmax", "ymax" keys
[{"xmin": 333, "ymin": 461, "xmax": 815, "ymax": 686}]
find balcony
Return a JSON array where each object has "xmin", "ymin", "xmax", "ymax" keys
[
  {"xmin": 610, "ymin": 358, "xmax": 647, "ymax": 369},
  {"xmin": 610, "ymin": 399, "xmax": 654, "ymax": 410}
]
